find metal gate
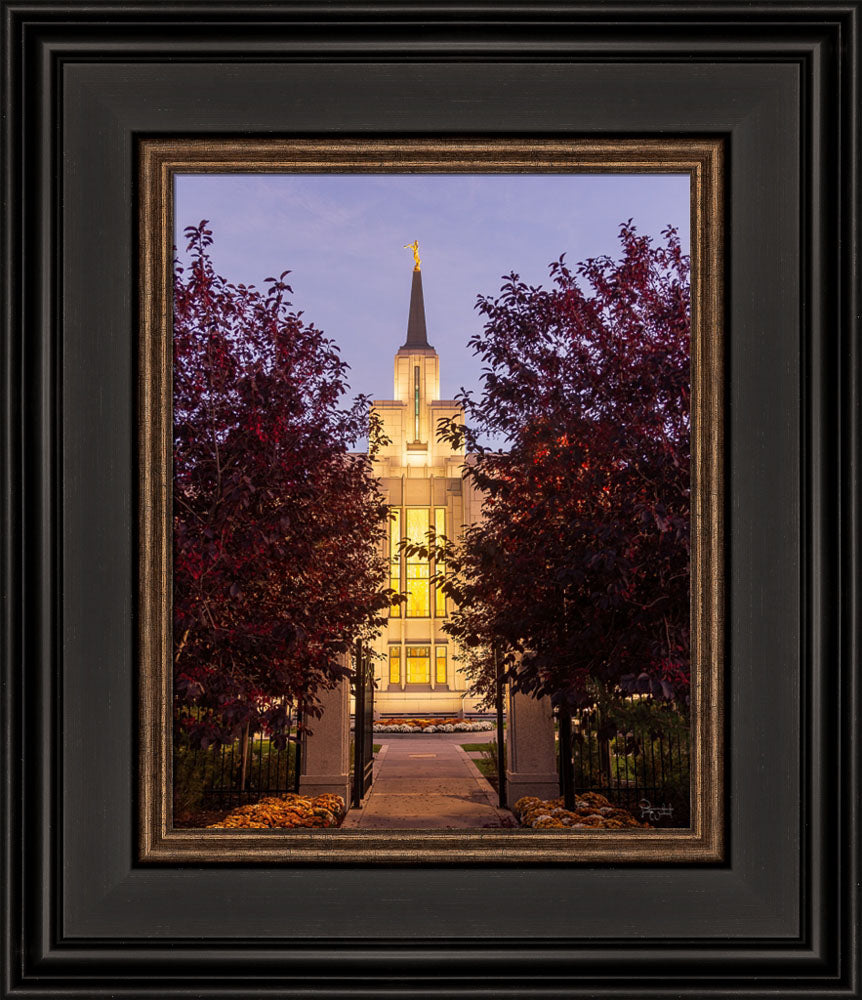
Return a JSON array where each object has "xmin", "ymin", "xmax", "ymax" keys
[
  {"xmin": 352, "ymin": 639, "xmax": 374, "ymax": 807},
  {"xmin": 182, "ymin": 702, "xmax": 302, "ymax": 811},
  {"xmin": 493, "ymin": 644, "xmax": 507, "ymax": 809}
]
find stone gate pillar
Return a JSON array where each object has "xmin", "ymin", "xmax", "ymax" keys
[
  {"xmin": 299, "ymin": 669, "xmax": 351, "ymax": 806},
  {"xmin": 505, "ymin": 687, "xmax": 559, "ymax": 803}
]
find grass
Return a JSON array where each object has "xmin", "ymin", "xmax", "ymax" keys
[
  {"xmin": 473, "ymin": 758, "xmax": 497, "ymax": 784},
  {"xmin": 464, "ymin": 739, "xmax": 505, "ymax": 791}
]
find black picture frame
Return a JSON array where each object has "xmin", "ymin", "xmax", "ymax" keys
[{"xmin": 1, "ymin": 3, "xmax": 858, "ymax": 998}]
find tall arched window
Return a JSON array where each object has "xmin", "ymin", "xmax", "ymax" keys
[
  {"xmin": 405, "ymin": 507, "xmax": 431, "ymax": 617},
  {"xmin": 388, "ymin": 509, "xmax": 402, "ymax": 618}
]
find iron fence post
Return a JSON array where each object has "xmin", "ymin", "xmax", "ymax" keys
[
  {"xmin": 494, "ymin": 645, "xmax": 507, "ymax": 810},
  {"xmin": 293, "ymin": 702, "xmax": 303, "ymax": 794},
  {"xmin": 352, "ymin": 639, "xmax": 364, "ymax": 808},
  {"xmin": 559, "ymin": 704, "xmax": 575, "ymax": 810}
]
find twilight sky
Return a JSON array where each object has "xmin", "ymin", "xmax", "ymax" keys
[{"xmin": 175, "ymin": 173, "xmax": 690, "ymax": 412}]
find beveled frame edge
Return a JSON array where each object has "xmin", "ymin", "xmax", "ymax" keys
[{"xmin": 138, "ymin": 137, "xmax": 724, "ymax": 864}]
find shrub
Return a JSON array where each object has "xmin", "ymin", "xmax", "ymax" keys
[
  {"xmin": 513, "ymin": 793, "xmax": 648, "ymax": 830},
  {"xmin": 208, "ymin": 793, "xmax": 346, "ymax": 829},
  {"xmin": 373, "ymin": 717, "xmax": 494, "ymax": 733}
]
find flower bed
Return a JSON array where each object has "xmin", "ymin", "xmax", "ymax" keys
[
  {"xmin": 513, "ymin": 792, "xmax": 648, "ymax": 830},
  {"xmin": 207, "ymin": 793, "xmax": 346, "ymax": 830},
  {"xmin": 374, "ymin": 717, "xmax": 495, "ymax": 734}
]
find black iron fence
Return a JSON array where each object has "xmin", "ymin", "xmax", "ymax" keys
[
  {"xmin": 174, "ymin": 706, "xmax": 303, "ymax": 813},
  {"xmin": 563, "ymin": 699, "xmax": 690, "ymax": 827},
  {"xmin": 352, "ymin": 639, "xmax": 375, "ymax": 807}
]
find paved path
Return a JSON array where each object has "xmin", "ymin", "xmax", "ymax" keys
[{"xmin": 341, "ymin": 735, "xmax": 515, "ymax": 830}]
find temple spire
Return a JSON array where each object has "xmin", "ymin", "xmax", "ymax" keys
[{"xmin": 400, "ymin": 258, "xmax": 433, "ymax": 351}]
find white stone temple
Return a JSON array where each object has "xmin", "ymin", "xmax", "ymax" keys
[{"xmin": 369, "ymin": 248, "xmax": 484, "ymax": 716}]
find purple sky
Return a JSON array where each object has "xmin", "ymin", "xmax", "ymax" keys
[{"xmin": 175, "ymin": 173, "xmax": 690, "ymax": 410}]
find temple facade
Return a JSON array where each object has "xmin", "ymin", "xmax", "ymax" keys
[{"xmin": 369, "ymin": 250, "xmax": 484, "ymax": 716}]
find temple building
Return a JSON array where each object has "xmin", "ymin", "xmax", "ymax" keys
[{"xmin": 370, "ymin": 244, "xmax": 484, "ymax": 715}]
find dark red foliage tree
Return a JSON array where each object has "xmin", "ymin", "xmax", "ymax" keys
[
  {"xmin": 432, "ymin": 222, "xmax": 691, "ymax": 715},
  {"xmin": 173, "ymin": 222, "xmax": 392, "ymax": 747}
]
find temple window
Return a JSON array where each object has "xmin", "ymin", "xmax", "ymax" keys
[
  {"xmin": 414, "ymin": 365, "xmax": 421, "ymax": 439},
  {"xmin": 388, "ymin": 645, "xmax": 401, "ymax": 685},
  {"xmin": 406, "ymin": 646, "xmax": 431, "ymax": 685},
  {"xmin": 405, "ymin": 507, "xmax": 431, "ymax": 618},
  {"xmin": 434, "ymin": 506, "xmax": 447, "ymax": 617},
  {"xmin": 435, "ymin": 645, "xmax": 448, "ymax": 685},
  {"xmin": 389, "ymin": 508, "xmax": 401, "ymax": 617}
]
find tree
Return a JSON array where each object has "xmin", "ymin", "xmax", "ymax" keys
[
  {"xmin": 173, "ymin": 222, "xmax": 392, "ymax": 747},
  {"xmin": 429, "ymin": 222, "xmax": 691, "ymax": 717}
]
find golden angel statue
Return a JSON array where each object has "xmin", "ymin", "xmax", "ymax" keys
[{"xmin": 403, "ymin": 240, "xmax": 421, "ymax": 270}]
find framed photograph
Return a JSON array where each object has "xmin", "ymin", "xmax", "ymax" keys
[
  {"xmin": 2, "ymin": 3, "xmax": 859, "ymax": 998},
  {"xmin": 139, "ymin": 138, "xmax": 723, "ymax": 863}
]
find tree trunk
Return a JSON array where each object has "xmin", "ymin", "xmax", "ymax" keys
[{"xmin": 239, "ymin": 722, "xmax": 251, "ymax": 792}]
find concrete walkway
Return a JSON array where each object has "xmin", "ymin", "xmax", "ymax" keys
[{"xmin": 341, "ymin": 735, "xmax": 515, "ymax": 829}]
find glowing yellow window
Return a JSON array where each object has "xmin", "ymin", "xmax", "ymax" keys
[
  {"xmin": 406, "ymin": 508, "xmax": 429, "ymax": 546},
  {"xmin": 406, "ymin": 646, "xmax": 430, "ymax": 684},
  {"xmin": 388, "ymin": 646, "xmax": 401, "ymax": 685},
  {"xmin": 434, "ymin": 507, "xmax": 447, "ymax": 617},
  {"xmin": 405, "ymin": 564, "xmax": 430, "ymax": 617},
  {"xmin": 389, "ymin": 508, "xmax": 401, "ymax": 618},
  {"xmin": 405, "ymin": 508, "xmax": 431, "ymax": 618},
  {"xmin": 435, "ymin": 646, "xmax": 447, "ymax": 685}
]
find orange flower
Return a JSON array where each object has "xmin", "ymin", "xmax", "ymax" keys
[{"xmin": 207, "ymin": 793, "xmax": 347, "ymax": 830}]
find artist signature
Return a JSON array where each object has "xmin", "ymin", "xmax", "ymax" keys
[{"xmin": 638, "ymin": 799, "xmax": 674, "ymax": 822}]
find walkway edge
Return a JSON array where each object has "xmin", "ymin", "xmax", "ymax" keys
[
  {"xmin": 339, "ymin": 743, "xmax": 389, "ymax": 829},
  {"xmin": 453, "ymin": 744, "xmax": 516, "ymax": 825}
]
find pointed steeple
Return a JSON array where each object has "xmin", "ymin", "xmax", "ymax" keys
[
  {"xmin": 399, "ymin": 243, "xmax": 434, "ymax": 351},
  {"xmin": 401, "ymin": 268, "xmax": 432, "ymax": 350}
]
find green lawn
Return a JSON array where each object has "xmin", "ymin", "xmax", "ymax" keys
[
  {"xmin": 464, "ymin": 739, "xmax": 505, "ymax": 791},
  {"xmin": 473, "ymin": 758, "xmax": 496, "ymax": 782}
]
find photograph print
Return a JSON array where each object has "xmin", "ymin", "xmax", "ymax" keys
[{"xmin": 163, "ymin": 156, "xmax": 714, "ymax": 853}]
